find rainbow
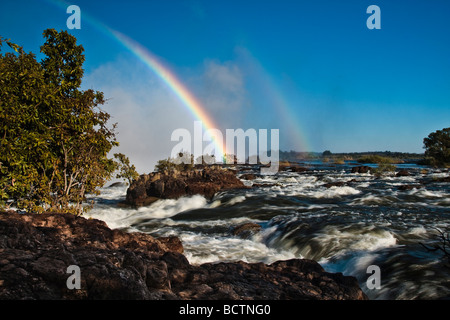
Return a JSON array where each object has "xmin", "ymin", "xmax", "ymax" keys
[
  {"xmin": 263, "ymin": 79, "xmax": 311, "ymax": 153},
  {"xmin": 46, "ymin": 0, "xmax": 312, "ymax": 156},
  {"xmin": 45, "ymin": 0, "xmax": 226, "ymax": 156},
  {"xmin": 240, "ymin": 50, "xmax": 311, "ymax": 152},
  {"xmin": 110, "ymin": 30, "xmax": 226, "ymax": 155}
]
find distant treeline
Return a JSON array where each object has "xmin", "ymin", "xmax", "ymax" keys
[{"xmin": 280, "ymin": 150, "xmax": 425, "ymax": 162}]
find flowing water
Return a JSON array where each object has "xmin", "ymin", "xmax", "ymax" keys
[{"xmin": 85, "ymin": 162, "xmax": 450, "ymax": 300}]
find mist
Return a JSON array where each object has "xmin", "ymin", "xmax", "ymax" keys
[{"xmin": 84, "ymin": 53, "xmax": 251, "ymax": 174}]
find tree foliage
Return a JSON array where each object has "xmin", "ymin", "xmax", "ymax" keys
[
  {"xmin": 357, "ymin": 155, "xmax": 397, "ymax": 164},
  {"xmin": 0, "ymin": 29, "xmax": 131, "ymax": 214},
  {"xmin": 114, "ymin": 153, "xmax": 139, "ymax": 185},
  {"xmin": 155, "ymin": 152, "xmax": 194, "ymax": 172},
  {"xmin": 372, "ymin": 163, "xmax": 396, "ymax": 177},
  {"xmin": 423, "ymin": 127, "xmax": 450, "ymax": 167}
]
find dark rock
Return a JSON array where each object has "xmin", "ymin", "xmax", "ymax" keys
[
  {"xmin": 396, "ymin": 169, "xmax": 410, "ymax": 177},
  {"xmin": 0, "ymin": 211, "xmax": 368, "ymax": 300},
  {"xmin": 240, "ymin": 173, "xmax": 256, "ymax": 180},
  {"xmin": 397, "ymin": 184, "xmax": 423, "ymax": 191},
  {"xmin": 279, "ymin": 164, "xmax": 308, "ymax": 173},
  {"xmin": 126, "ymin": 168, "xmax": 248, "ymax": 207},
  {"xmin": 108, "ymin": 182, "xmax": 127, "ymax": 188},
  {"xmin": 435, "ymin": 176, "xmax": 450, "ymax": 183},
  {"xmin": 351, "ymin": 166, "xmax": 371, "ymax": 174},
  {"xmin": 290, "ymin": 166, "xmax": 309, "ymax": 173},
  {"xmin": 157, "ymin": 236, "xmax": 184, "ymax": 254},
  {"xmin": 419, "ymin": 175, "xmax": 450, "ymax": 185},
  {"xmin": 186, "ymin": 259, "xmax": 368, "ymax": 300},
  {"xmin": 231, "ymin": 223, "xmax": 262, "ymax": 239},
  {"xmin": 323, "ymin": 181, "xmax": 347, "ymax": 188}
]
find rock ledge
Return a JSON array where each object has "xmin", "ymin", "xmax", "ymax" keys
[
  {"xmin": 125, "ymin": 168, "xmax": 249, "ymax": 207},
  {"xmin": 0, "ymin": 211, "xmax": 367, "ymax": 300}
]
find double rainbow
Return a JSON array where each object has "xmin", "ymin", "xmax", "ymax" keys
[
  {"xmin": 46, "ymin": 0, "xmax": 225, "ymax": 156},
  {"xmin": 47, "ymin": 0, "xmax": 312, "ymax": 156},
  {"xmin": 111, "ymin": 30, "xmax": 226, "ymax": 155}
]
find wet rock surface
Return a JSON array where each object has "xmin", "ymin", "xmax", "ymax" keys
[
  {"xmin": 351, "ymin": 166, "xmax": 371, "ymax": 174},
  {"xmin": 231, "ymin": 222, "xmax": 262, "ymax": 239},
  {"xmin": 126, "ymin": 168, "xmax": 248, "ymax": 207},
  {"xmin": 0, "ymin": 211, "xmax": 367, "ymax": 300}
]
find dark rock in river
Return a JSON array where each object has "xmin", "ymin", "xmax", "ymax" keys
[
  {"xmin": 351, "ymin": 166, "xmax": 371, "ymax": 174},
  {"xmin": 396, "ymin": 169, "xmax": 410, "ymax": 177},
  {"xmin": 398, "ymin": 184, "xmax": 423, "ymax": 191},
  {"xmin": 126, "ymin": 168, "xmax": 248, "ymax": 207},
  {"xmin": 290, "ymin": 166, "xmax": 309, "ymax": 173},
  {"xmin": 0, "ymin": 211, "xmax": 368, "ymax": 300},
  {"xmin": 108, "ymin": 181, "xmax": 128, "ymax": 188},
  {"xmin": 231, "ymin": 222, "xmax": 262, "ymax": 239},
  {"xmin": 279, "ymin": 164, "xmax": 309, "ymax": 173},
  {"xmin": 239, "ymin": 173, "xmax": 257, "ymax": 180},
  {"xmin": 323, "ymin": 181, "xmax": 347, "ymax": 188},
  {"xmin": 436, "ymin": 176, "xmax": 450, "ymax": 183}
]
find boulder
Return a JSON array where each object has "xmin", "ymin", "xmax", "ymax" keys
[
  {"xmin": 323, "ymin": 181, "xmax": 347, "ymax": 188},
  {"xmin": 279, "ymin": 164, "xmax": 308, "ymax": 173},
  {"xmin": 0, "ymin": 211, "xmax": 368, "ymax": 300},
  {"xmin": 435, "ymin": 176, "xmax": 450, "ymax": 183},
  {"xmin": 397, "ymin": 184, "xmax": 423, "ymax": 191},
  {"xmin": 239, "ymin": 173, "xmax": 256, "ymax": 180},
  {"xmin": 107, "ymin": 181, "xmax": 127, "ymax": 188},
  {"xmin": 351, "ymin": 166, "xmax": 371, "ymax": 174},
  {"xmin": 231, "ymin": 222, "xmax": 262, "ymax": 239},
  {"xmin": 290, "ymin": 166, "xmax": 309, "ymax": 173},
  {"xmin": 126, "ymin": 168, "xmax": 248, "ymax": 207},
  {"xmin": 396, "ymin": 169, "xmax": 410, "ymax": 177}
]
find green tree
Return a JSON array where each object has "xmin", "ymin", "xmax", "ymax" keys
[
  {"xmin": 114, "ymin": 153, "xmax": 139, "ymax": 185},
  {"xmin": 0, "ymin": 29, "xmax": 126, "ymax": 214},
  {"xmin": 423, "ymin": 127, "xmax": 450, "ymax": 167},
  {"xmin": 372, "ymin": 163, "xmax": 396, "ymax": 177},
  {"xmin": 154, "ymin": 152, "xmax": 194, "ymax": 172},
  {"xmin": 357, "ymin": 155, "xmax": 397, "ymax": 164}
]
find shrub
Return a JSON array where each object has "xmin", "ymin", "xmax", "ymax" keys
[
  {"xmin": 372, "ymin": 163, "xmax": 396, "ymax": 177},
  {"xmin": 423, "ymin": 128, "xmax": 450, "ymax": 167},
  {"xmin": 357, "ymin": 155, "xmax": 397, "ymax": 164},
  {"xmin": 0, "ymin": 30, "xmax": 133, "ymax": 214},
  {"xmin": 155, "ymin": 152, "xmax": 194, "ymax": 172}
]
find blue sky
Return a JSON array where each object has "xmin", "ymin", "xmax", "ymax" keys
[{"xmin": 1, "ymin": 0, "xmax": 449, "ymax": 171}]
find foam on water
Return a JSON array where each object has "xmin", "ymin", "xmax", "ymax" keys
[
  {"xmin": 86, "ymin": 193, "xmax": 209, "ymax": 230},
  {"xmin": 182, "ymin": 232, "xmax": 297, "ymax": 265},
  {"xmin": 314, "ymin": 186, "xmax": 361, "ymax": 198},
  {"xmin": 83, "ymin": 165, "xmax": 449, "ymax": 300},
  {"xmin": 225, "ymin": 195, "xmax": 246, "ymax": 206}
]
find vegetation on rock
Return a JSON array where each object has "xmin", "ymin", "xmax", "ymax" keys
[{"xmin": 0, "ymin": 30, "xmax": 134, "ymax": 214}]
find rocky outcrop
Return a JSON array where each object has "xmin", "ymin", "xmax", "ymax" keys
[
  {"xmin": 279, "ymin": 163, "xmax": 309, "ymax": 173},
  {"xmin": 435, "ymin": 175, "xmax": 450, "ymax": 183},
  {"xmin": 290, "ymin": 166, "xmax": 309, "ymax": 173},
  {"xmin": 396, "ymin": 169, "xmax": 410, "ymax": 177},
  {"xmin": 239, "ymin": 173, "xmax": 257, "ymax": 180},
  {"xmin": 397, "ymin": 184, "xmax": 423, "ymax": 191},
  {"xmin": 126, "ymin": 168, "xmax": 248, "ymax": 207},
  {"xmin": 0, "ymin": 211, "xmax": 368, "ymax": 300},
  {"xmin": 351, "ymin": 166, "xmax": 371, "ymax": 174},
  {"xmin": 323, "ymin": 181, "xmax": 347, "ymax": 188}
]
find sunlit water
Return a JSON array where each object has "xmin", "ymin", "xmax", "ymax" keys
[{"xmin": 85, "ymin": 162, "xmax": 450, "ymax": 300}]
